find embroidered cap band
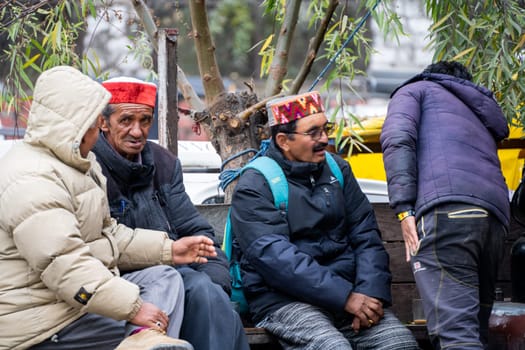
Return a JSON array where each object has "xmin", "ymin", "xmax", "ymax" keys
[
  {"xmin": 102, "ymin": 77, "xmax": 157, "ymax": 108},
  {"xmin": 266, "ymin": 91, "xmax": 325, "ymax": 127}
]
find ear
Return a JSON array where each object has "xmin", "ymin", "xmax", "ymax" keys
[
  {"xmin": 100, "ymin": 116, "xmax": 110, "ymax": 132},
  {"xmin": 275, "ymin": 133, "xmax": 291, "ymax": 152}
]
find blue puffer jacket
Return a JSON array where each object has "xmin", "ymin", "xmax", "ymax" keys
[
  {"xmin": 380, "ymin": 73, "xmax": 510, "ymax": 226},
  {"xmin": 230, "ymin": 143, "xmax": 391, "ymax": 323}
]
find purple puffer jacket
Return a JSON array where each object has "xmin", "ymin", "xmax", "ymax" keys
[{"xmin": 380, "ymin": 73, "xmax": 510, "ymax": 226}]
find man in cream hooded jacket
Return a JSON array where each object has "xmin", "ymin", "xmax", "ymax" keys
[{"xmin": 0, "ymin": 66, "xmax": 216, "ymax": 350}]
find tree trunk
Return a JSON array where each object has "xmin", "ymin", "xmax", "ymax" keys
[{"xmin": 206, "ymin": 91, "xmax": 267, "ymax": 202}]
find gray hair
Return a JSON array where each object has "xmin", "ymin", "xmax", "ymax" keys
[{"xmin": 101, "ymin": 104, "xmax": 115, "ymax": 120}]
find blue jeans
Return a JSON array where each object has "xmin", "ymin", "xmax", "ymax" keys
[
  {"xmin": 177, "ymin": 267, "xmax": 249, "ymax": 350},
  {"xmin": 412, "ymin": 203, "xmax": 506, "ymax": 350}
]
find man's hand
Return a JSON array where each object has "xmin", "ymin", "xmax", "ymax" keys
[
  {"xmin": 171, "ymin": 235, "xmax": 217, "ymax": 265},
  {"xmin": 400, "ymin": 216, "xmax": 419, "ymax": 262},
  {"xmin": 344, "ymin": 292, "xmax": 384, "ymax": 332},
  {"xmin": 130, "ymin": 302, "xmax": 169, "ymax": 332}
]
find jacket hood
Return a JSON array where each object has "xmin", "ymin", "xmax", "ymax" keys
[
  {"xmin": 392, "ymin": 73, "xmax": 509, "ymax": 141},
  {"xmin": 93, "ymin": 133, "xmax": 155, "ymax": 188},
  {"xmin": 24, "ymin": 66, "xmax": 111, "ymax": 171}
]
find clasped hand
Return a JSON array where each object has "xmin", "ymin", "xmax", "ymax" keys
[
  {"xmin": 171, "ymin": 235, "xmax": 217, "ymax": 265},
  {"xmin": 344, "ymin": 292, "xmax": 384, "ymax": 332}
]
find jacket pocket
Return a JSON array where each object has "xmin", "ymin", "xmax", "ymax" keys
[{"xmin": 447, "ymin": 208, "xmax": 488, "ymax": 219}]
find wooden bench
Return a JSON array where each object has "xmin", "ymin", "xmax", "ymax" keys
[{"xmin": 196, "ymin": 203, "xmax": 520, "ymax": 349}]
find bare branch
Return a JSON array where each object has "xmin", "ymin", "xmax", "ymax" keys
[
  {"xmin": 290, "ymin": 0, "xmax": 339, "ymax": 94},
  {"xmin": 177, "ymin": 65, "xmax": 206, "ymax": 112},
  {"xmin": 130, "ymin": 0, "xmax": 158, "ymax": 52},
  {"xmin": 189, "ymin": 0, "xmax": 225, "ymax": 104},
  {"xmin": 131, "ymin": 0, "xmax": 205, "ymax": 111},
  {"xmin": 0, "ymin": 0, "xmax": 55, "ymax": 29},
  {"xmin": 264, "ymin": 0, "xmax": 302, "ymax": 97}
]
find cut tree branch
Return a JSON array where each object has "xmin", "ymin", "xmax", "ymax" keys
[
  {"xmin": 290, "ymin": 0, "xmax": 339, "ymax": 94},
  {"xmin": 237, "ymin": 93, "xmax": 283, "ymax": 122}
]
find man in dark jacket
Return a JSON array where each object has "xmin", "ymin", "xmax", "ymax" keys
[
  {"xmin": 380, "ymin": 61, "xmax": 509, "ymax": 350},
  {"xmin": 230, "ymin": 91, "xmax": 418, "ymax": 349},
  {"xmin": 92, "ymin": 77, "xmax": 249, "ymax": 350}
]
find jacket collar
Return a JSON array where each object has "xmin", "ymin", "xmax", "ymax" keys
[{"xmin": 93, "ymin": 133, "xmax": 155, "ymax": 188}]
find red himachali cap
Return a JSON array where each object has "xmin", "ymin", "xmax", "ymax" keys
[{"xmin": 102, "ymin": 77, "xmax": 157, "ymax": 108}]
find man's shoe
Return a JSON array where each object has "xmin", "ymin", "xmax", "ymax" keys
[{"xmin": 115, "ymin": 329, "xmax": 194, "ymax": 350}]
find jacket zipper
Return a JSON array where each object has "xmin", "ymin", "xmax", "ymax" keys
[{"xmin": 152, "ymin": 191, "xmax": 172, "ymax": 233}]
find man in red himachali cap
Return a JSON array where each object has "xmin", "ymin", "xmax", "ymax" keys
[
  {"xmin": 92, "ymin": 77, "xmax": 249, "ymax": 350},
  {"xmin": 0, "ymin": 67, "xmax": 216, "ymax": 350}
]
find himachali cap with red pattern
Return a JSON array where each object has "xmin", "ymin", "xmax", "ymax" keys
[
  {"xmin": 266, "ymin": 91, "xmax": 325, "ymax": 127},
  {"xmin": 102, "ymin": 77, "xmax": 157, "ymax": 108}
]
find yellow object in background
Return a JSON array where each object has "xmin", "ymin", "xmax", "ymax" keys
[
  {"xmin": 499, "ymin": 126, "xmax": 525, "ymax": 191},
  {"xmin": 336, "ymin": 117, "xmax": 525, "ymax": 191}
]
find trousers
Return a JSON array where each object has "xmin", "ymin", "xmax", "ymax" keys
[
  {"xmin": 412, "ymin": 203, "xmax": 506, "ymax": 350},
  {"xmin": 256, "ymin": 302, "xmax": 418, "ymax": 350},
  {"xmin": 177, "ymin": 266, "xmax": 249, "ymax": 350},
  {"xmin": 30, "ymin": 265, "xmax": 185, "ymax": 350}
]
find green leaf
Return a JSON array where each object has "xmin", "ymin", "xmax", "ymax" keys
[
  {"xmin": 23, "ymin": 54, "xmax": 41, "ymax": 69},
  {"xmin": 429, "ymin": 12, "xmax": 453, "ymax": 31},
  {"xmin": 19, "ymin": 69, "xmax": 34, "ymax": 91},
  {"xmin": 453, "ymin": 47, "xmax": 475, "ymax": 60}
]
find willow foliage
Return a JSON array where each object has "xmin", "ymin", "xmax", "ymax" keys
[{"xmin": 425, "ymin": 1, "xmax": 525, "ymax": 125}]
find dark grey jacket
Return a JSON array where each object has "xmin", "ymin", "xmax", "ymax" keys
[
  {"xmin": 93, "ymin": 135, "xmax": 231, "ymax": 293},
  {"xmin": 380, "ymin": 73, "xmax": 510, "ymax": 226}
]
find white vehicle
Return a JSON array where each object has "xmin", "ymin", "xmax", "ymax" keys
[
  {"xmin": 177, "ymin": 141, "xmax": 224, "ymax": 204},
  {"xmin": 0, "ymin": 139, "xmax": 388, "ymax": 204}
]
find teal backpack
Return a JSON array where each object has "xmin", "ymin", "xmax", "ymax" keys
[{"xmin": 222, "ymin": 152, "xmax": 344, "ymax": 314}]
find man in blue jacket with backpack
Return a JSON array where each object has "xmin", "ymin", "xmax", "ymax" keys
[{"xmin": 230, "ymin": 91, "xmax": 417, "ymax": 349}]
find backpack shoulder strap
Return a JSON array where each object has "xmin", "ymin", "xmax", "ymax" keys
[
  {"xmin": 242, "ymin": 156, "xmax": 289, "ymax": 211},
  {"xmin": 222, "ymin": 156, "xmax": 288, "ymax": 257},
  {"xmin": 223, "ymin": 207, "xmax": 234, "ymax": 259},
  {"xmin": 325, "ymin": 152, "xmax": 344, "ymax": 188}
]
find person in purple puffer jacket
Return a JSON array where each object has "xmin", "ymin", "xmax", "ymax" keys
[{"xmin": 380, "ymin": 61, "xmax": 510, "ymax": 350}]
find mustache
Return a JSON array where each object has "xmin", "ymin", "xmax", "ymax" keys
[{"xmin": 313, "ymin": 142, "xmax": 328, "ymax": 152}]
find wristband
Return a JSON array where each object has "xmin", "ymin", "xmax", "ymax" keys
[{"xmin": 396, "ymin": 210, "xmax": 415, "ymax": 222}]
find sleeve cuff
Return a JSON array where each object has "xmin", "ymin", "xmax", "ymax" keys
[{"xmin": 396, "ymin": 209, "xmax": 415, "ymax": 222}]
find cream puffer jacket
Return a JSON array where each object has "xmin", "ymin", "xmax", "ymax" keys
[{"xmin": 0, "ymin": 66, "xmax": 174, "ymax": 349}]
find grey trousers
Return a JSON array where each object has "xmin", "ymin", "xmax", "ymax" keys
[
  {"xmin": 413, "ymin": 203, "xmax": 506, "ymax": 350},
  {"xmin": 257, "ymin": 302, "xmax": 419, "ymax": 350},
  {"xmin": 30, "ymin": 265, "xmax": 185, "ymax": 350}
]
